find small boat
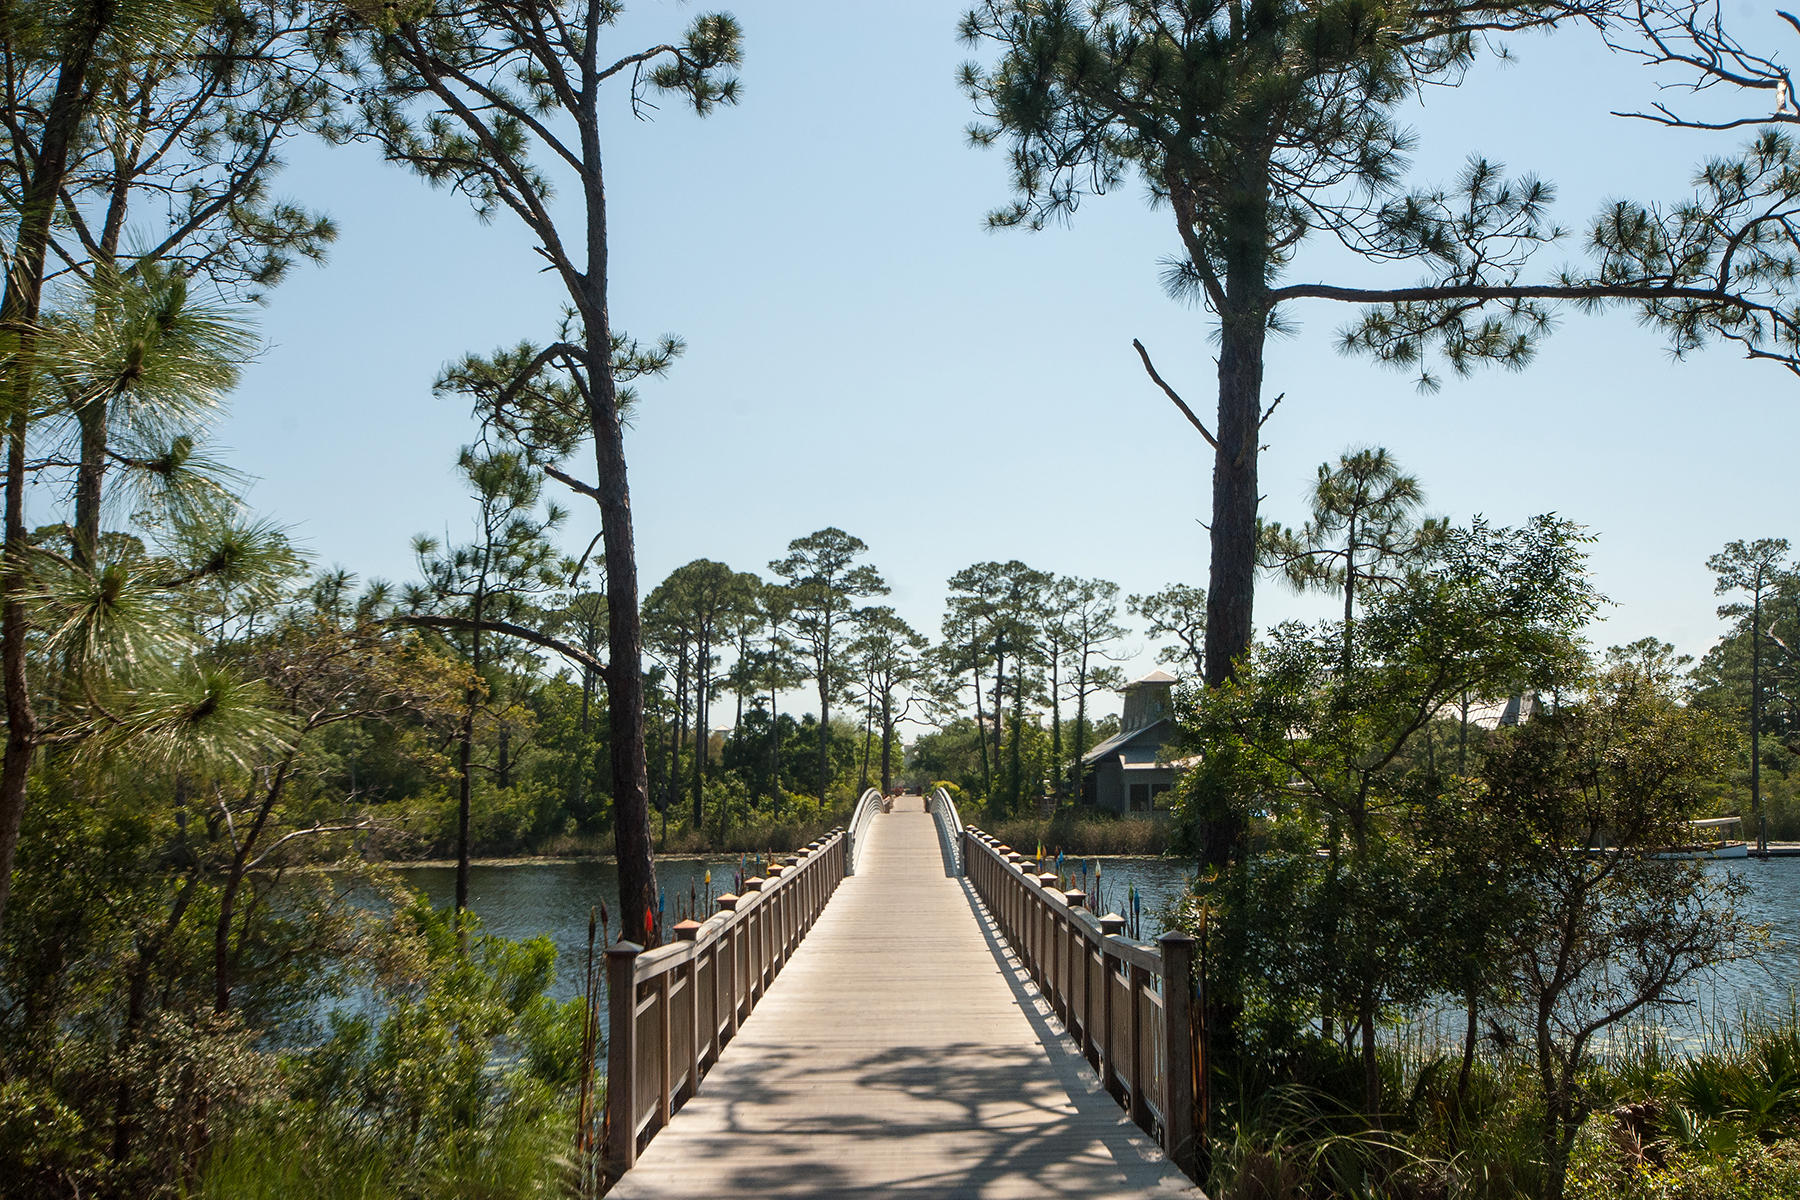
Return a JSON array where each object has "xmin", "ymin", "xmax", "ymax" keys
[{"xmin": 1655, "ymin": 816, "xmax": 1749, "ymax": 860}]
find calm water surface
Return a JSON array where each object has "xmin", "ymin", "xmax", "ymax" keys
[
  {"xmin": 391, "ymin": 850, "xmax": 1800, "ymax": 1043},
  {"xmin": 400, "ymin": 857, "xmax": 744, "ymax": 1002}
]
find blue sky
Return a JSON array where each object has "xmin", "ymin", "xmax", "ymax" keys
[{"xmin": 215, "ymin": 1, "xmax": 1796, "ymax": 715}]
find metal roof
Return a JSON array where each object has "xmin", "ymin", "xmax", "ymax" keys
[{"xmin": 1080, "ymin": 717, "xmax": 1175, "ymax": 764}]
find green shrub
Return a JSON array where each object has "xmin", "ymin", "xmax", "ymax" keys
[
  {"xmin": 208, "ymin": 902, "xmax": 584, "ymax": 1200},
  {"xmin": 1569, "ymin": 1140, "xmax": 1800, "ymax": 1200}
]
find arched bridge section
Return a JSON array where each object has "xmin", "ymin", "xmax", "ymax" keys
[{"xmin": 606, "ymin": 796, "xmax": 1200, "ymax": 1198}]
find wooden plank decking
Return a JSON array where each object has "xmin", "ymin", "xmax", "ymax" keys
[{"xmin": 609, "ymin": 799, "xmax": 1201, "ymax": 1198}]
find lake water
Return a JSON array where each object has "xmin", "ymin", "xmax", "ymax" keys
[
  {"xmin": 399, "ymin": 856, "xmax": 751, "ymax": 1002},
  {"xmin": 392, "ymin": 850, "xmax": 1800, "ymax": 1044}
]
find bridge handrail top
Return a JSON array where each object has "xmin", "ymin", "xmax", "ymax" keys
[
  {"xmin": 847, "ymin": 787, "xmax": 884, "ymax": 873},
  {"xmin": 617, "ymin": 827, "xmax": 847, "ymax": 977}
]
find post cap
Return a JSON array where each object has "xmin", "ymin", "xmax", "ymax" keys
[
  {"xmin": 743, "ymin": 877, "xmax": 766, "ymax": 892},
  {"xmin": 606, "ymin": 939, "xmax": 645, "ymax": 959},
  {"xmin": 674, "ymin": 919, "xmax": 702, "ymax": 941},
  {"xmin": 716, "ymin": 893, "xmax": 741, "ymax": 911},
  {"xmin": 1036, "ymin": 873, "xmax": 1059, "ymax": 889},
  {"xmin": 1063, "ymin": 889, "xmax": 1087, "ymax": 909},
  {"xmin": 1098, "ymin": 914, "xmax": 1126, "ymax": 934}
]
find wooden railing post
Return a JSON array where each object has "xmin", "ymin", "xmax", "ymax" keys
[
  {"xmin": 1035, "ymin": 873, "xmax": 1059, "ymax": 1003},
  {"xmin": 1159, "ymin": 931, "xmax": 1198, "ymax": 1178},
  {"xmin": 655, "ymin": 971, "xmax": 673, "ymax": 1128},
  {"xmin": 743, "ymin": 877, "xmax": 767, "ymax": 996},
  {"xmin": 1128, "ymin": 956, "xmax": 1150, "ymax": 1131},
  {"xmin": 605, "ymin": 940, "xmax": 644, "ymax": 1175},
  {"xmin": 717, "ymin": 894, "xmax": 742, "ymax": 1032},
  {"xmin": 1063, "ymin": 890, "xmax": 1088, "ymax": 1051},
  {"xmin": 1099, "ymin": 913, "xmax": 1125, "ymax": 1100},
  {"xmin": 675, "ymin": 920, "xmax": 702, "ymax": 1104}
]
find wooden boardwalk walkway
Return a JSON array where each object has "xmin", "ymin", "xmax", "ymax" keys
[{"xmin": 609, "ymin": 799, "xmax": 1201, "ymax": 1198}]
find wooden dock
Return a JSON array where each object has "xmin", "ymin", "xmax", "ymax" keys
[{"xmin": 608, "ymin": 800, "xmax": 1201, "ymax": 1198}]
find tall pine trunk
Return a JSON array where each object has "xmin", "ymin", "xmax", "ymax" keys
[
  {"xmin": 879, "ymin": 690, "xmax": 894, "ymax": 793},
  {"xmin": 991, "ymin": 639, "xmax": 1006, "ymax": 778},
  {"xmin": 0, "ymin": 0, "xmax": 117, "ymax": 933},
  {"xmin": 1072, "ymin": 654, "xmax": 1090, "ymax": 800},
  {"xmin": 1049, "ymin": 641, "xmax": 1062, "ymax": 802},
  {"xmin": 769, "ymin": 683, "xmax": 781, "ymax": 801},
  {"xmin": 669, "ymin": 644, "xmax": 688, "ymax": 819},
  {"xmin": 1203, "ymin": 302, "xmax": 1265, "ymax": 692},
  {"xmin": 816, "ymin": 638, "xmax": 831, "ymax": 804},
  {"xmin": 578, "ymin": 95, "xmax": 656, "ymax": 945},
  {"xmin": 970, "ymin": 652, "xmax": 991, "ymax": 793},
  {"xmin": 858, "ymin": 686, "xmax": 874, "ymax": 791},
  {"xmin": 1752, "ymin": 581, "xmax": 1764, "ymax": 850},
  {"xmin": 71, "ymin": 129, "xmax": 136, "ymax": 572},
  {"xmin": 1008, "ymin": 665, "xmax": 1026, "ymax": 812},
  {"xmin": 1197, "ymin": 294, "xmax": 1266, "ymax": 871},
  {"xmin": 455, "ymin": 592, "xmax": 484, "ymax": 916},
  {"xmin": 692, "ymin": 630, "xmax": 708, "ymax": 826}
]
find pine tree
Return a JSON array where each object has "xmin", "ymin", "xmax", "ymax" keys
[
  {"xmin": 1052, "ymin": 577, "xmax": 1127, "ymax": 796},
  {"xmin": 326, "ymin": 0, "xmax": 742, "ymax": 940},
  {"xmin": 1708, "ymin": 538, "xmax": 1792, "ymax": 852},
  {"xmin": 845, "ymin": 606, "xmax": 932, "ymax": 794},
  {"xmin": 769, "ymin": 529, "xmax": 888, "ymax": 805},
  {"xmin": 961, "ymin": 0, "xmax": 1800, "ymax": 866},
  {"xmin": 1259, "ymin": 448, "xmax": 1444, "ymax": 673},
  {"xmin": 408, "ymin": 445, "xmax": 565, "ymax": 915}
]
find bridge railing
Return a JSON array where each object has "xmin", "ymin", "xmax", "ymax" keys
[
  {"xmin": 847, "ymin": 786, "xmax": 885, "ymax": 873},
  {"xmin": 605, "ymin": 828, "xmax": 848, "ymax": 1176},
  {"xmin": 962, "ymin": 827, "xmax": 1198, "ymax": 1177},
  {"xmin": 927, "ymin": 786, "xmax": 963, "ymax": 876}
]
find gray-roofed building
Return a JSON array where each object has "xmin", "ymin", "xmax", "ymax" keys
[
  {"xmin": 1079, "ymin": 670, "xmax": 1185, "ymax": 813},
  {"xmin": 1438, "ymin": 692, "xmax": 1540, "ymax": 731}
]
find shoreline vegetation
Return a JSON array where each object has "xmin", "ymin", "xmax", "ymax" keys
[{"xmin": 1194, "ymin": 1005, "xmax": 1800, "ymax": 1200}]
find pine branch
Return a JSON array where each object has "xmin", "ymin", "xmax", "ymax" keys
[
  {"xmin": 392, "ymin": 612, "xmax": 605, "ymax": 674},
  {"xmin": 1132, "ymin": 338, "xmax": 1218, "ymax": 449},
  {"xmin": 1268, "ymin": 281, "xmax": 1735, "ymax": 305}
]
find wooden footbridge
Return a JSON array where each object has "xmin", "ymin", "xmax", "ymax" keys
[{"xmin": 603, "ymin": 790, "xmax": 1204, "ymax": 1197}]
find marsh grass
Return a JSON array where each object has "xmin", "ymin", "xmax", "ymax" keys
[
  {"xmin": 192, "ymin": 1116, "xmax": 396, "ymax": 1200},
  {"xmin": 981, "ymin": 809, "xmax": 1169, "ymax": 856},
  {"xmin": 1208, "ymin": 1004, "xmax": 1800, "ymax": 1200},
  {"xmin": 651, "ymin": 814, "xmax": 840, "ymax": 855},
  {"xmin": 522, "ymin": 813, "xmax": 840, "ymax": 858},
  {"xmin": 192, "ymin": 1104, "xmax": 569, "ymax": 1200}
]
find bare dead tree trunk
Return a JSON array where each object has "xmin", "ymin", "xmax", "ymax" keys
[{"xmin": 216, "ymin": 760, "xmax": 294, "ymax": 1013}]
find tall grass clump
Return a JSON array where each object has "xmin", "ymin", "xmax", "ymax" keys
[{"xmin": 981, "ymin": 807, "xmax": 1170, "ymax": 856}]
